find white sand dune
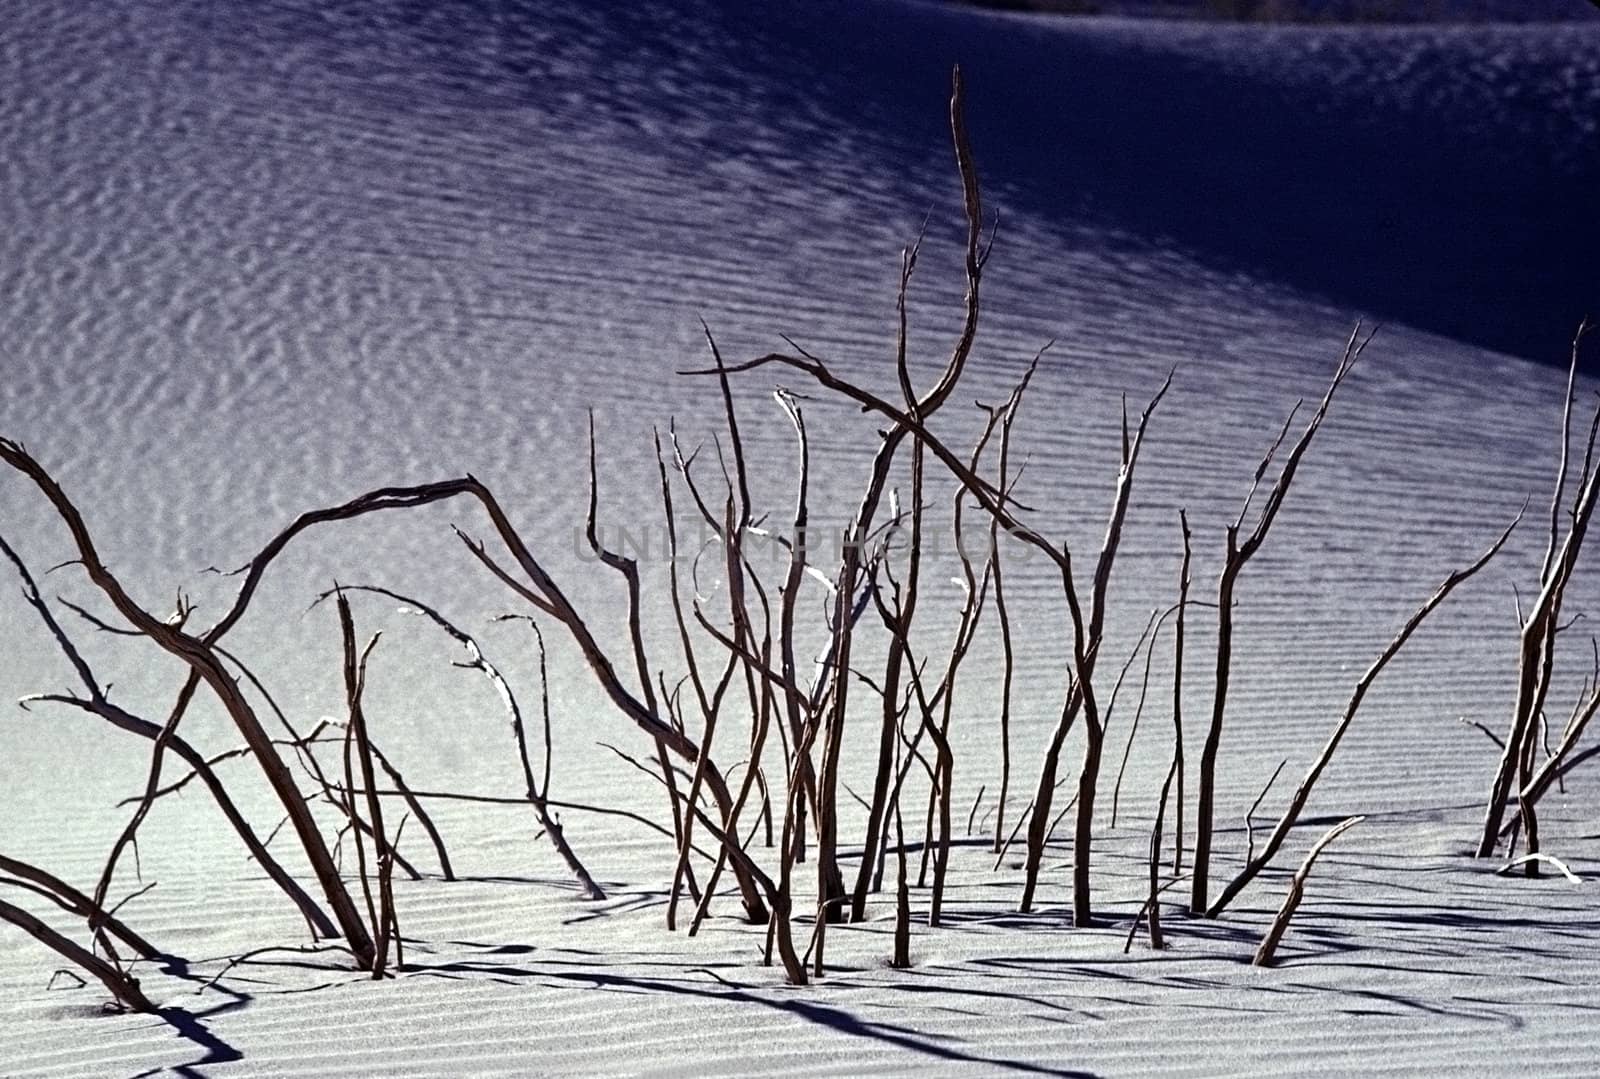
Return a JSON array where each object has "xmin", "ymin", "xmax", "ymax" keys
[{"xmin": 2, "ymin": 0, "xmax": 1598, "ymax": 1075}]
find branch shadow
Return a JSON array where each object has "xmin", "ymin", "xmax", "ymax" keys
[{"xmin": 400, "ymin": 945, "xmax": 1097, "ymax": 1076}]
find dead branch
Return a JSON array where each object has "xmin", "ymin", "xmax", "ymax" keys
[
  {"xmin": 653, "ymin": 426, "xmax": 716, "ymax": 909},
  {"xmin": 0, "ymin": 896, "xmax": 156, "ymax": 1012},
  {"xmin": 1210, "ymin": 512, "xmax": 1517, "ymax": 916},
  {"xmin": 1172, "ymin": 509, "xmax": 1192, "ymax": 873},
  {"xmin": 674, "ymin": 569, "xmax": 743, "ymax": 930},
  {"xmin": 1252, "ymin": 816, "xmax": 1363, "ymax": 967},
  {"xmin": 1, "ymin": 530, "xmax": 340, "ymax": 938},
  {"xmin": 685, "ymin": 461, "xmax": 783, "ymax": 934},
  {"xmin": 1144, "ymin": 761, "xmax": 1177, "ymax": 950},
  {"xmin": 0, "ymin": 438, "xmax": 377, "ymax": 965},
  {"xmin": 849, "ymin": 234, "xmax": 929, "ymax": 921},
  {"xmin": 335, "ymin": 596, "xmax": 389, "ymax": 976},
  {"xmin": 770, "ymin": 393, "xmax": 817, "ymax": 888},
  {"xmin": 1481, "ymin": 323, "xmax": 1600, "ymax": 859},
  {"xmin": 986, "ymin": 351, "xmax": 1042, "ymax": 853},
  {"xmin": 384, "ymin": 815, "xmax": 408, "ymax": 973},
  {"xmin": 0, "ymin": 855, "xmax": 161, "ymax": 961},
  {"xmin": 891, "ymin": 797, "xmax": 912, "ymax": 970},
  {"xmin": 1459, "ymin": 717, "xmax": 1506, "ymax": 749},
  {"xmin": 365, "ymin": 740, "xmax": 453, "ymax": 882},
  {"xmin": 1027, "ymin": 369, "xmax": 1173, "ymax": 926},
  {"xmin": 1124, "ymin": 874, "xmax": 1189, "ymax": 955},
  {"xmin": 585, "ymin": 414, "xmax": 695, "ymax": 901},
  {"xmin": 993, "ymin": 800, "xmax": 1034, "ymax": 871},
  {"xmin": 1496, "ymin": 852, "xmax": 1581, "ymax": 882},
  {"xmin": 1192, "ymin": 328, "xmax": 1372, "ymax": 915},
  {"xmin": 1244, "ymin": 759, "xmax": 1289, "ymax": 866},
  {"xmin": 493, "ymin": 615, "xmax": 607, "ymax": 901},
  {"xmin": 1109, "ymin": 605, "xmax": 1171, "ymax": 826},
  {"xmin": 453, "ymin": 473, "xmax": 770, "ymax": 923},
  {"xmin": 318, "ymin": 585, "xmax": 595, "ymax": 897},
  {"xmin": 17, "ymin": 691, "xmax": 340, "ymax": 935}
]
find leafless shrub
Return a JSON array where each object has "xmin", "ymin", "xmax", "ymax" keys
[
  {"xmin": 1478, "ymin": 322, "xmax": 1600, "ymax": 868},
  {"xmin": 5, "ymin": 66, "xmax": 1579, "ymax": 1009}
]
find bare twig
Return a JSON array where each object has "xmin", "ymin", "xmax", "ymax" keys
[
  {"xmin": 1496, "ymin": 853, "xmax": 1581, "ymax": 882},
  {"xmin": 1244, "ymin": 759, "xmax": 1289, "ymax": 865}
]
